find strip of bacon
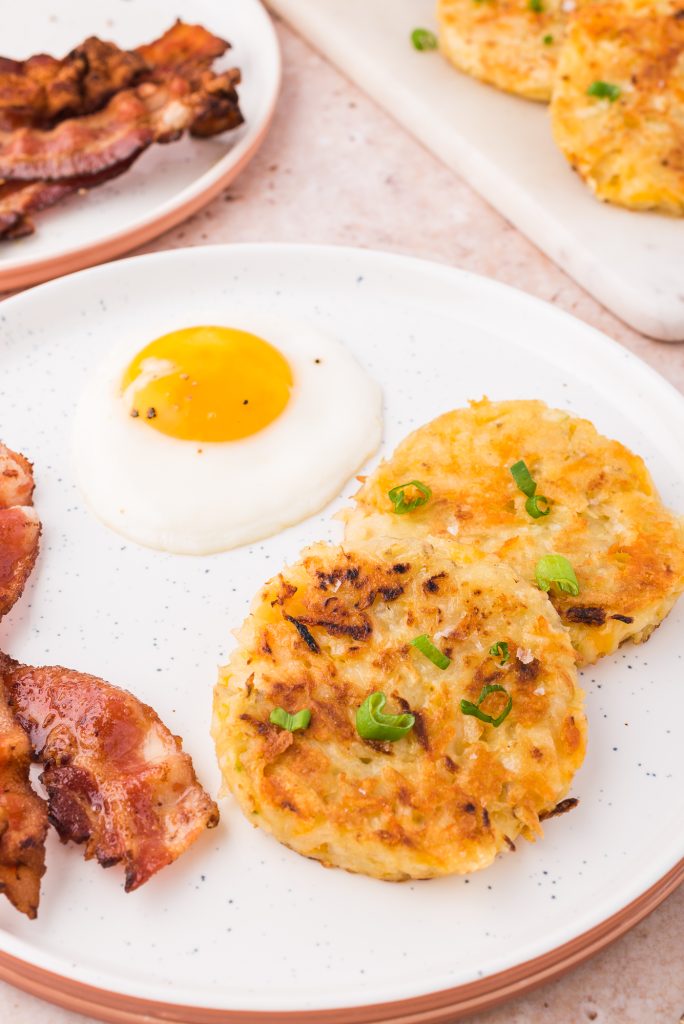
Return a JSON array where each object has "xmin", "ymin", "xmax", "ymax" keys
[
  {"xmin": 0, "ymin": 68, "xmax": 242, "ymax": 182},
  {"xmin": 2, "ymin": 657, "xmax": 219, "ymax": 892},
  {"xmin": 0, "ymin": 39, "xmax": 146, "ymax": 132},
  {"xmin": 0, "ymin": 154, "xmax": 139, "ymax": 240},
  {"xmin": 0, "ymin": 444, "xmax": 40, "ymax": 621},
  {"xmin": 0, "ymin": 180, "xmax": 74, "ymax": 239},
  {"xmin": 0, "ymin": 681, "xmax": 48, "ymax": 918},
  {"xmin": 0, "ymin": 507, "xmax": 40, "ymax": 618},
  {"xmin": 0, "ymin": 21, "xmax": 229, "ymax": 132},
  {"xmin": 0, "ymin": 444, "xmax": 35, "ymax": 506},
  {"xmin": 136, "ymin": 21, "xmax": 229, "ymax": 78}
]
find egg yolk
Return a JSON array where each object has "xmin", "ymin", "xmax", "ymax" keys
[{"xmin": 121, "ymin": 326, "xmax": 293, "ymax": 442}]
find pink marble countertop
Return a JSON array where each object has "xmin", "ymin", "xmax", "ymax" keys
[{"xmin": 1, "ymin": 16, "xmax": 682, "ymax": 1024}]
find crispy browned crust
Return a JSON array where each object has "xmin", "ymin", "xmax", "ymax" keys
[
  {"xmin": 0, "ymin": 666, "xmax": 48, "ymax": 919},
  {"xmin": 3, "ymin": 659, "xmax": 218, "ymax": 891},
  {"xmin": 0, "ymin": 443, "xmax": 40, "ymax": 621},
  {"xmin": 437, "ymin": 0, "xmax": 571, "ymax": 102},
  {"xmin": 550, "ymin": 0, "xmax": 684, "ymax": 213},
  {"xmin": 344, "ymin": 399, "xmax": 684, "ymax": 665},
  {"xmin": 214, "ymin": 538, "xmax": 586, "ymax": 880},
  {"xmin": 0, "ymin": 21, "xmax": 229, "ymax": 132}
]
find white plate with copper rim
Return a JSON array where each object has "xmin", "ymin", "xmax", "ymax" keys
[
  {"xmin": 0, "ymin": 244, "xmax": 682, "ymax": 1024},
  {"xmin": 0, "ymin": 0, "xmax": 280, "ymax": 292}
]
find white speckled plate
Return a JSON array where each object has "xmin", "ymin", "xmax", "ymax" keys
[
  {"xmin": 0, "ymin": 0, "xmax": 280, "ymax": 292},
  {"xmin": 0, "ymin": 244, "xmax": 682, "ymax": 1023}
]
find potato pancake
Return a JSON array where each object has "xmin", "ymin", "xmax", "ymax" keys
[
  {"xmin": 437, "ymin": 0, "xmax": 569, "ymax": 102},
  {"xmin": 343, "ymin": 400, "xmax": 684, "ymax": 667},
  {"xmin": 550, "ymin": 0, "xmax": 684, "ymax": 213},
  {"xmin": 213, "ymin": 537, "xmax": 585, "ymax": 880}
]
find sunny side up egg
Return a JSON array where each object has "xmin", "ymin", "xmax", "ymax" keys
[{"xmin": 72, "ymin": 318, "xmax": 382, "ymax": 555}]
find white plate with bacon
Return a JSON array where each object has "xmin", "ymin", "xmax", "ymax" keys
[
  {"xmin": 0, "ymin": 0, "xmax": 280, "ymax": 291},
  {"xmin": 0, "ymin": 243, "xmax": 682, "ymax": 1023}
]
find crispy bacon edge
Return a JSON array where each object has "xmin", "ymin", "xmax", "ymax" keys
[
  {"xmin": 136, "ymin": 20, "xmax": 229, "ymax": 79},
  {"xmin": 0, "ymin": 40, "xmax": 146, "ymax": 133},
  {"xmin": 0, "ymin": 679, "xmax": 48, "ymax": 919},
  {"xmin": 0, "ymin": 21, "xmax": 229, "ymax": 131},
  {"xmin": 0, "ymin": 155, "xmax": 138, "ymax": 240},
  {"xmin": 0, "ymin": 443, "xmax": 40, "ymax": 621},
  {"xmin": 2, "ymin": 656, "xmax": 219, "ymax": 892}
]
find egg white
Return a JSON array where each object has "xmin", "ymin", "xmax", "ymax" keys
[{"xmin": 71, "ymin": 315, "xmax": 382, "ymax": 555}]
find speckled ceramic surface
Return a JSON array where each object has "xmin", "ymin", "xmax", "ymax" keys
[
  {"xmin": 0, "ymin": 0, "xmax": 280, "ymax": 290},
  {"xmin": 269, "ymin": 0, "xmax": 684, "ymax": 343},
  {"xmin": 0, "ymin": 244, "xmax": 682, "ymax": 1018}
]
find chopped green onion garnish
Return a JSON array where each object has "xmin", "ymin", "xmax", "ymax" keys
[
  {"xmin": 542, "ymin": 33, "xmax": 554, "ymax": 44},
  {"xmin": 528, "ymin": 0, "xmax": 544, "ymax": 11},
  {"xmin": 525, "ymin": 494, "xmax": 551, "ymax": 519},
  {"xmin": 269, "ymin": 707, "xmax": 312, "ymax": 732},
  {"xmin": 587, "ymin": 80, "xmax": 621, "ymax": 101},
  {"xmin": 510, "ymin": 459, "xmax": 536, "ymax": 497},
  {"xmin": 535, "ymin": 554, "xmax": 580, "ymax": 596},
  {"xmin": 489, "ymin": 641, "xmax": 509, "ymax": 666},
  {"xmin": 356, "ymin": 692, "xmax": 415, "ymax": 741},
  {"xmin": 460, "ymin": 684, "xmax": 512, "ymax": 727},
  {"xmin": 510, "ymin": 459, "xmax": 551, "ymax": 519},
  {"xmin": 388, "ymin": 479, "xmax": 432, "ymax": 515},
  {"xmin": 411, "ymin": 633, "xmax": 451, "ymax": 670},
  {"xmin": 411, "ymin": 27, "xmax": 438, "ymax": 50}
]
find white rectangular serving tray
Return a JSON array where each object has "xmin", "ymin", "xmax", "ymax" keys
[{"xmin": 269, "ymin": 0, "xmax": 684, "ymax": 341}]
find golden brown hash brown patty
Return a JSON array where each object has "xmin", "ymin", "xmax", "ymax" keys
[
  {"xmin": 213, "ymin": 538, "xmax": 585, "ymax": 880},
  {"xmin": 343, "ymin": 400, "xmax": 684, "ymax": 667},
  {"xmin": 550, "ymin": 0, "xmax": 684, "ymax": 214},
  {"xmin": 437, "ymin": 0, "xmax": 570, "ymax": 101}
]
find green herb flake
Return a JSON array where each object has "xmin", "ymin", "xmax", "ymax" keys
[
  {"xmin": 411, "ymin": 27, "xmax": 438, "ymax": 50},
  {"xmin": 510, "ymin": 460, "xmax": 551, "ymax": 519},
  {"xmin": 460, "ymin": 684, "xmax": 512, "ymax": 728},
  {"xmin": 411, "ymin": 633, "xmax": 451, "ymax": 670},
  {"xmin": 535, "ymin": 554, "xmax": 580, "ymax": 596},
  {"xmin": 510, "ymin": 459, "xmax": 536, "ymax": 497},
  {"xmin": 489, "ymin": 641, "xmax": 510, "ymax": 666},
  {"xmin": 587, "ymin": 80, "xmax": 621, "ymax": 101},
  {"xmin": 356, "ymin": 692, "xmax": 415, "ymax": 742},
  {"xmin": 388, "ymin": 479, "xmax": 432, "ymax": 515},
  {"xmin": 269, "ymin": 707, "xmax": 312, "ymax": 732},
  {"xmin": 525, "ymin": 494, "xmax": 551, "ymax": 519}
]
